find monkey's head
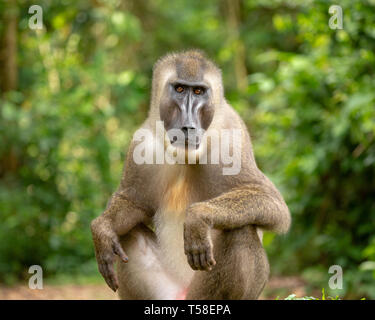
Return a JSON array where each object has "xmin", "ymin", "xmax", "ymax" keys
[{"xmin": 151, "ymin": 50, "xmax": 223, "ymax": 152}]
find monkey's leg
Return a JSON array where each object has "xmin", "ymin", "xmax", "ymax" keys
[
  {"xmin": 186, "ymin": 225, "xmax": 269, "ymax": 300},
  {"xmin": 116, "ymin": 224, "xmax": 182, "ymax": 300}
]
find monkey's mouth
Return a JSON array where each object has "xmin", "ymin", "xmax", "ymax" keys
[{"xmin": 170, "ymin": 137, "xmax": 200, "ymax": 150}]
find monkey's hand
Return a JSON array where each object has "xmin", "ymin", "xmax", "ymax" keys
[
  {"xmin": 184, "ymin": 205, "xmax": 216, "ymax": 271},
  {"xmin": 91, "ymin": 216, "xmax": 128, "ymax": 292}
]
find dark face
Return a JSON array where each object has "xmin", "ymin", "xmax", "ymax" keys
[{"xmin": 160, "ymin": 79, "xmax": 215, "ymax": 149}]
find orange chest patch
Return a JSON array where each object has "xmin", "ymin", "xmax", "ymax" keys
[{"xmin": 161, "ymin": 169, "xmax": 192, "ymax": 216}]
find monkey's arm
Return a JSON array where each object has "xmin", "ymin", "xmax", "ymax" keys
[
  {"xmin": 184, "ymin": 175, "xmax": 290, "ymax": 271},
  {"xmin": 91, "ymin": 191, "xmax": 149, "ymax": 291},
  {"xmin": 195, "ymin": 181, "xmax": 290, "ymax": 233}
]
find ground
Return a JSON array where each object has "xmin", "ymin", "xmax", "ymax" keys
[{"xmin": 0, "ymin": 276, "xmax": 311, "ymax": 300}]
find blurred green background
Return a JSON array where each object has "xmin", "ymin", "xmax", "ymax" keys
[{"xmin": 0, "ymin": 0, "xmax": 374, "ymax": 299}]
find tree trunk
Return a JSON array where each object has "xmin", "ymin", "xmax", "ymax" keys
[
  {"xmin": 225, "ymin": 0, "xmax": 247, "ymax": 92},
  {"xmin": 0, "ymin": 0, "xmax": 18, "ymax": 94}
]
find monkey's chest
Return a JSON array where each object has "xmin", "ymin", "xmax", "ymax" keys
[
  {"xmin": 153, "ymin": 167, "xmax": 196, "ymax": 286},
  {"xmin": 154, "ymin": 211, "xmax": 194, "ymax": 286}
]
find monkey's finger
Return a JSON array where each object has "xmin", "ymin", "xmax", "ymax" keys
[
  {"xmin": 183, "ymin": 232, "xmax": 191, "ymax": 254},
  {"xmin": 98, "ymin": 263, "xmax": 112, "ymax": 290},
  {"xmin": 187, "ymin": 253, "xmax": 197, "ymax": 270},
  {"xmin": 206, "ymin": 247, "xmax": 216, "ymax": 267},
  {"xmin": 101, "ymin": 267, "xmax": 117, "ymax": 292},
  {"xmin": 199, "ymin": 252, "xmax": 210, "ymax": 271},
  {"xmin": 98, "ymin": 261, "xmax": 109, "ymax": 281},
  {"xmin": 108, "ymin": 262, "xmax": 119, "ymax": 291},
  {"xmin": 100, "ymin": 261, "xmax": 118, "ymax": 292},
  {"xmin": 192, "ymin": 253, "xmax": 201, "ymax": 270},
  {"xmin": 113, "ymin": 241, "xmax": 129, "ymax": 263}
]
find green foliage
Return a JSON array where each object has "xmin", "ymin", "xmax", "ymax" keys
[
  {"xmin": 282, "ymin": 288, "xmax": 341, "ymax": 300},
  {"xmin": 249, "ymin": 0, "xmax": 375, "ymax": 299},
  {"xmin": 0, "ymin": 0, "xmax": 374, "ymax": 299}
]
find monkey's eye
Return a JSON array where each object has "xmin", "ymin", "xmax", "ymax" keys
[
  {"xmin": 193, "ymin": 87, "xmax": 204, "ymax": 95},
  {"xmin": 175, "ymin": 85, "xmax": 184, "ymax": 93}
]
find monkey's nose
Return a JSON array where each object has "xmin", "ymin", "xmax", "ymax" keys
[{"xmin": 181, "ymin": 126, "xmax": 196, "ymax": 139}]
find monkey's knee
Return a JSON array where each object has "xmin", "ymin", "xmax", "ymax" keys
[
  {"xmin": 240, "ymin": 228, "xmax": 270, "ymax": 299},
  {"xmin": 118, "ymin": 224, "xmax": 157, "ymax": 258},
  {"xmin": 117, "ymin": 225, "xmax": 156, "ymax": 299},
  {"xmin": 116, "ymin": 225, "xmax": 181, "ymax": 300},
  {"xmin": 211, "ymin": 226, "xmax": 270, "ymax": 299},
  {"xmin": 224, "ymin": 249, "xmax": 268, "ymax": 299},
  {"xmin": 244, "ymin": 249, "xmax": 269, "ymax": 299}
]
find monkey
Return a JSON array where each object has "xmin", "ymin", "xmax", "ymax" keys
[{"xmin": 90, "ymin": 50, "xmax": 291, "ymax": 300}]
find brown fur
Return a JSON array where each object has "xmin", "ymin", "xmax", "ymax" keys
[{"xmin": 91, "ymin": 50, "xmax": 291, "ymax": 300}]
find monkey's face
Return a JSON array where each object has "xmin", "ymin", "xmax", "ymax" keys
[{"xmin": 159, "ymin": 80, "xmax": 215, "ymax": 150}]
